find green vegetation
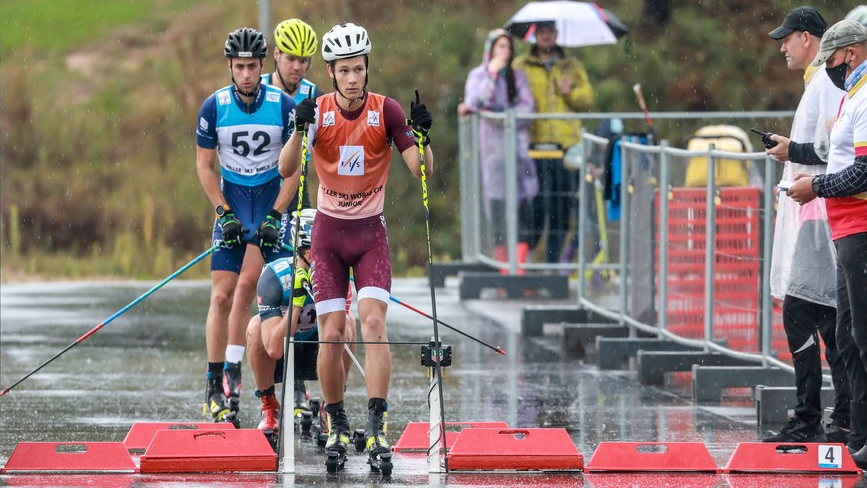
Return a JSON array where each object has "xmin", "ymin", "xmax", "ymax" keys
[{"xmin": 0, "ymin": 0, "xmax": 857, "ymax": 280}]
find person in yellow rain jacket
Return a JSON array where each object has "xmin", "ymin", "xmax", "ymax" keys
[{"xmin": 514, "ymin": 21, "xmax": 594, "ymax": 264}]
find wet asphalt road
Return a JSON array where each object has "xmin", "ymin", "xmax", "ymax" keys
[{"xmin": 0, "ymin": 279, "xmax": 865, "ymax": 487}]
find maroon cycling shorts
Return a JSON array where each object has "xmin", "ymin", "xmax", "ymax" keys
[{"xmin": 311, "ymin": 212, "xmax": 392, "ymax": 315}]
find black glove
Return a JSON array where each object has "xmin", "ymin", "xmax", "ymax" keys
[
  {"xmin": 219, "ymin": 209, "xmax": 243, "ymax": 247},
  {"xmin": 294, "ymin": 97, "xmax": 317, "ymax": 133},
  {"xmin": 409, "ymin": 89, "xmax": 433, "ymax": 142},
  {"xmin": 256, "ymin": 209, "xmax": 282, "ymax": 248}
]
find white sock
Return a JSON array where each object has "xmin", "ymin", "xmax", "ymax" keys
[{"xmin": 225, "ymin": 344, "xmax": 245, "ymax": 364}]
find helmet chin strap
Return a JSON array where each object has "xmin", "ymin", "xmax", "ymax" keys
[
  {"xmin": 232, "ymin": 76, "xmax": 261, "ymax": 98},
  {"xmin": 275, "ymin": 66, "xmax": 298, "ymax": 95}
]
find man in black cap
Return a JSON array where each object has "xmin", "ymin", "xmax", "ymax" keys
[{"xmin": 762, "ymin": 6, "xmax": 852, "ymax": 446}]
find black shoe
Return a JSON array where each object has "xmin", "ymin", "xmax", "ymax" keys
[
  {"xmin": 825, "ymin": 424, "xmax": 850, "ymax": 445},
  {"xmin": 762, "ymin": 417, "xmax": 826, "ymax": 443}
]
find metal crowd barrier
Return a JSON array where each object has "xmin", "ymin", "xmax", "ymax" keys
[{"xmin": 455, "ymin": 109, "xmax": 834, "ymax": 386}]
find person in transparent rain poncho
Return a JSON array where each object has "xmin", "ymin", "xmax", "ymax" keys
[
  {"xmin": 764, "ymin": 6, "xmax": 852, "ymax": 446},
  {"xmin": 458, "ymin": 28, "xmax": 538, "ymax": 274}
]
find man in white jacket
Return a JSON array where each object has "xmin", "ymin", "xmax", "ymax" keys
[{"xmin": 764, "ymin": 6, "xmax": 852, "ymax": 445}]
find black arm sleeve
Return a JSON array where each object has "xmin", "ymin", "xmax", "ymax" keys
[
  {"xmin": 813, "ymin": 155, "xmax": 867, "ymax": 198},
  {"xmin": 788, "ymin": 141, "xmax": 826, "ymax": 166}
]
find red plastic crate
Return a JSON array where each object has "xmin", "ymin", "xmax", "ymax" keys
[{"xmin": 447, "ymin": 428, "xmax": 583, "ymax": 471}]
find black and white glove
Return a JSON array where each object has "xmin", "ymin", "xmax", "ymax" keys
[
  {"xmin": 408, "ymin": 89, "xmax": 432, "ymax": 146},
  {"xmin": 294, "ymin": 97, "xmax": 317, "ymax": 133}
]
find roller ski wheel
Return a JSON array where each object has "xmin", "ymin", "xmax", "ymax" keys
[
  {"xmin": 325, "ymin": 449, "xmax": 347, "ymax": 473},
  {"xmin": 352, "ymin": 429, "xmax": 366, "ymax": 453},
  {"xmin": 368, "ymin": 450, "xmax": 393, "ymax": 476},
  {"xmin": 299, "ymin": 411, "xmax": 314, "ymax": 434}
]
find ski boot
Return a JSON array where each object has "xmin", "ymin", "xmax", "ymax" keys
[
  {"xmin": 324, "ymin": 406, "xmax": 350, "ymax": 473},
  {"xmin": 293, "ymin": 380, "xmax": 313, "ymax": 435},
  {"xmin": 256, "ymin": 388, "xmax": 281, "ymax": 452},
  {"xmin": 203, "ymin": 373, "xmax": 238, "ymax": 427},
  {"xmin": 365, "ymin": 398, "xmax": 393, "ymax": 476},
  {"xmin": 223, "ymin": 362, "xmax": 242, "ymax": 417}
]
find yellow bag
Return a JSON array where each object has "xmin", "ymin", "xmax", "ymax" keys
[{"xmin": 684, "ymin": 125, "xmax": 753, "ymax": 187}]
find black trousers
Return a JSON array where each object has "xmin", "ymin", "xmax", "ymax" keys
[
  {"xmin": 489, "ymin": 199, "xmax": 535, "ymax": 246},
  {"xmin": 783, "ymin": 295, "xmax": 851, "ymax": 427},
  {"xmin": 834, "ymin": 233, "xmax": 867, "ymax": 444},
  {"xmin": 530, "ymin": 158, "xmax": 576, "ymax": 263}
]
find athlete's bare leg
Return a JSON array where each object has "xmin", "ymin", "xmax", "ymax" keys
[
  {"xmin": 227, "ymin": 245, "xmax": 263, "ymax": 348},
  {"xmin": 246, "ymin": 315, "xmax": 276, "ymax": 391},
  {"xmin": 358, "ymin": 298, "xmax": 390, "ymax": 399},
  {"xmin": 317, "ymin": 311, "xmax": 348, "ymax": 403},
  {"xmin": 206, "ymin": 270, "xmax": 239, "ymax": 362}
]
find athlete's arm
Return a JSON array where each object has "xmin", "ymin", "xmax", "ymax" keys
[
  {"xmin": 196, "ymin": 147, "xmax": 225, "ymax": 208},
  {"xmin": 384, "ymin": 97, "xmax": 433, "ymax": 179},
  {"xmin": 195, "ymin": 96, "xmax": 227, "ymax": 207},
  {"xmin": 400, "ymin": 144, "xmax": 433, "ymax": 179},
  {"xmin": 280, "ymin": 126, "xmax": 305, "ymax": 181}
]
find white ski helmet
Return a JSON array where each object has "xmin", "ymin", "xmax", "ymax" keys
[
  {"xmin": 321, "ymin": 22, "xmax": 371, "ymax": 62},
  {"xmin": 290, "ymin": 208, "xmax": 317, "ymax": 248}
]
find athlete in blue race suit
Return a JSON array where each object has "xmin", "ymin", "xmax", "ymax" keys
[
  {"xmin": 195, "ymin": 27, "xmax": 298, "ymax": 424},
  {"xmin": 245, "ymin": 209, "xmax": 357, "ymax": 441}
]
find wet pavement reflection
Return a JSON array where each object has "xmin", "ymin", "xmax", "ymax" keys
[{"xmin": 1, "ymin": 279, "xmax": 865, "ymax": 487}]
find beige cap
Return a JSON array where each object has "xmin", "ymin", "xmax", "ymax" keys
[{"xmin": 812, "ymin": 19, "xmax": 867, "ymax": 66}]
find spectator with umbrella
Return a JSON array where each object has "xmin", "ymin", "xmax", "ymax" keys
[{"xmin": 511, "ymin": 19, "xmax": 594, "ymax": 264}]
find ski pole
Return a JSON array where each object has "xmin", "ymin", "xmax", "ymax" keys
[
  {"xmin": 343, "ymin": 275, "xmax": 507, "ymax": 356},
  {"xmin": 299, "ymin": 282, "xmax": 365, "ymax": 378},
  {"xmin": 0, "ymin": 243, "xmax": 219, "ymax": 397},
  {"xmin": 278, "ymin": 103, "xmax": 311, "ymax": 472},
  {"xmin": 410, "ymin": 89, "xmax": 448, "ymax": 472},
  {"xmin": 388, "ymin": 294, "xmax": 505, "ymax": 355}
]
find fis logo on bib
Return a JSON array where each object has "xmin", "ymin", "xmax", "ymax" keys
[
  {"xmin": 338, "ymin": 146, "xmax": 365, "ymax": 176},
  {"xmin": 218, "ymin": 91, "xmax": 231, "ymax": 105},
  {"xmin": 367, "ymin": 111, "xmax": 380, "ymax": 126},
  {"xmin": 266, "ymin": 91, "xmax": 280, "ymax": 103}
]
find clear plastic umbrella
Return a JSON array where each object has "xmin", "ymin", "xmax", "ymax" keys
[{"xmin": 505, "ymin": 1, "xmax": 628, "ymax": 47}]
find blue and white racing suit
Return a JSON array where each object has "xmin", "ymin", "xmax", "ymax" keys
[{"xmin": 196, "ymin": 83, "xmax": 296, "ymax": 272}]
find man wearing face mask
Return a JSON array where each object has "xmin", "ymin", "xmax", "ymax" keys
[
  {"xmin": 786, "ymin": 19, "xmax": 867, "ymax": 467},
  {"xmin": 762, "ymin": 7, "xmax": 851, "ymax": 446}
]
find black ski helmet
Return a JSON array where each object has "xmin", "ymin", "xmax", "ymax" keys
[{"xmin": 224, "ymin": 27, "xmax": 268, "ymax": 59}]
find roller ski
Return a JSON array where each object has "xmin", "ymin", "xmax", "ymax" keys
[
  {"xmin": 365, "ymin": 398, "xmax": 393, "ymax": 476},
  {"xmin": 222, "ymin": 362, "xmax": 242, "ymax": 418},
  {"xmin": 256, "ymin": 387, "xmax": 280, "ymax": 451},
  {"xmin": 292, "ymin": 380, "xmax": 314, "ymax": 436},
  {"xmin": 324, "ymin": 405, "xmax": 350, "ymax": 473},
  {"xmin": 203, "ymin": 372, "xmax": 239, "ymax": 428}
]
